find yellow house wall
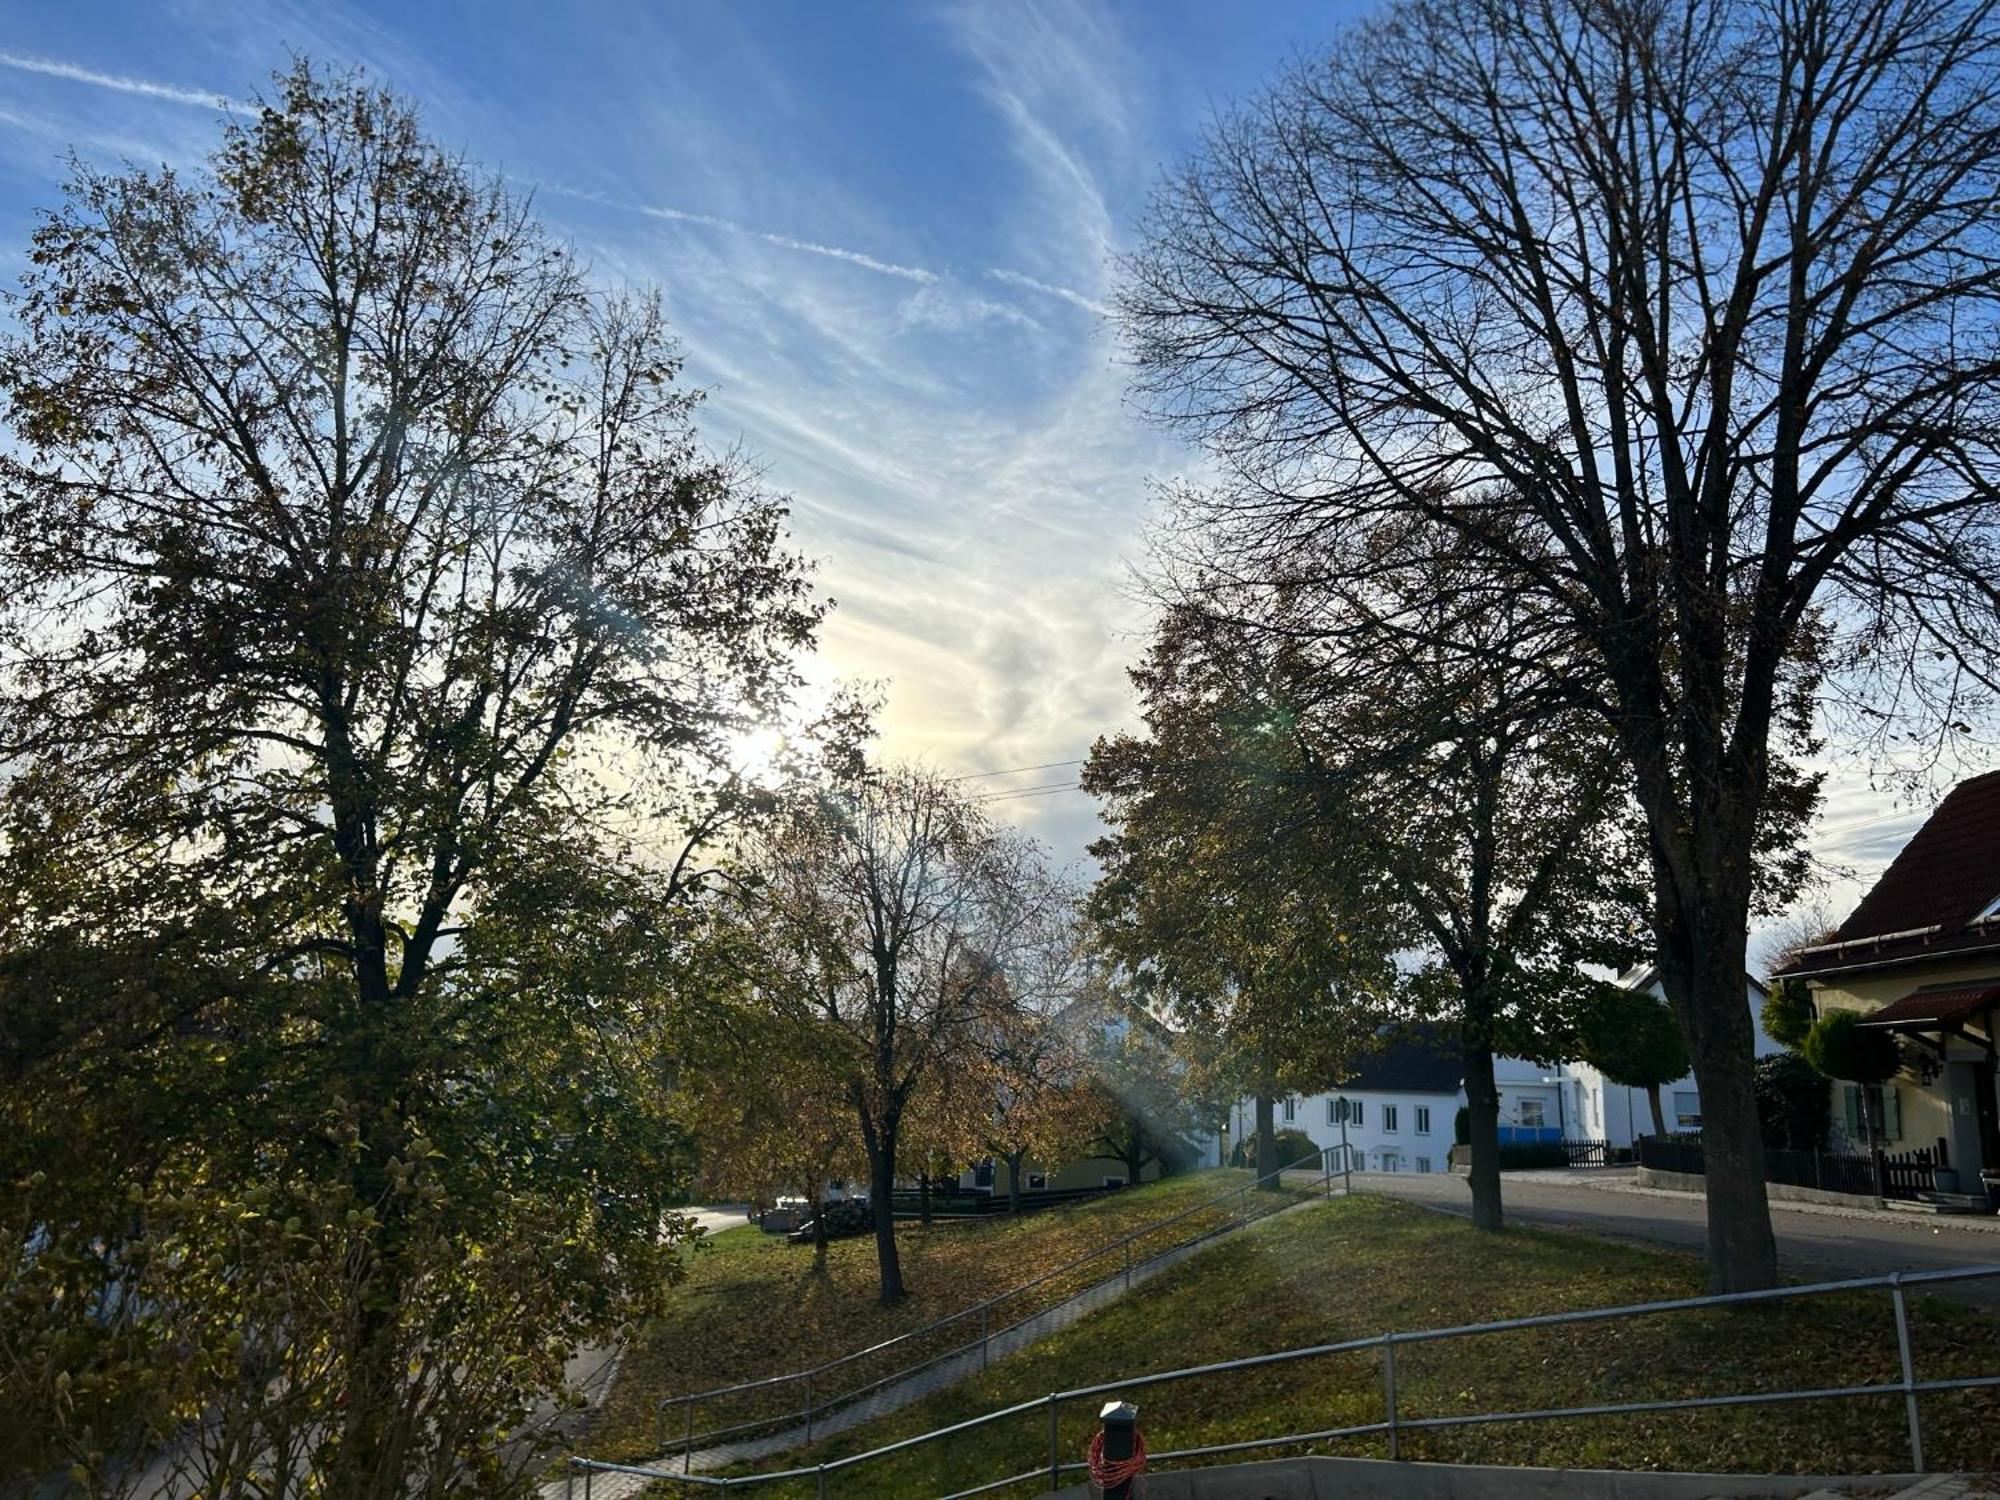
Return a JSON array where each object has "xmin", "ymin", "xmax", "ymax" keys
[{"xmin": 1809, "ymin": 956, "xmax": 2000, "ymax": 1164}]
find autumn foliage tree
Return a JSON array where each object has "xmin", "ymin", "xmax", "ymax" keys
[
  {"xmin": 0, "ymin": 64, "xmax": 819, "ymax": 1493},
  {"xmin": 748, "ymin": 766, "xmax": 1075, "ymax": 1303}
]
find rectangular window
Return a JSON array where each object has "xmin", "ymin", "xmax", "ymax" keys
[
  {"xmin": 1673, "ymin": 1090, "xmax": 1702, "ymax": 1129},
  {"xmin": 1282, "ymin": 1096, "xmax": 1296, "ymax": 1123},
  {"xmin": 1382, "ymin": 1104, "xmax": 1399, "ymax": 1133},
  {"xmin": 1026, "ymin": 1172, "xmax": 1048, "ymax": 1190},
  {"xmin": 1349, "ymin": 1100, "xmax": 1363, "ymax": 1128},
  {"xmin": 1327, "ymin": 1098, "xmax": 1339, "ymax": 1126},
  {"xmin": 1102, "ymin": 1175, "xmax": 1127, "ymax": 1189},
  {"xmin": 1519, "ymin": 1098, "xmax": 1547, "ymax": 1128},
  {"xmin": 1415, "ymin": 1156, "xmax": 1432, "ymax": 1174},
  {"xmin": 1415, "ymin": 1106, "xmax": 1431, "ymax": 1134}
]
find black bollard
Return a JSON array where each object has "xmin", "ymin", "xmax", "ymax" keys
[{"xmin": 1096, "ymin": 1399, "xmax": 1139, "ymax": 1499}]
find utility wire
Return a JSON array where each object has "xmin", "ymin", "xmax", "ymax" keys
[{"xmin": 949, "ymin": 758, "xmax": 1085, "ymax": 783}]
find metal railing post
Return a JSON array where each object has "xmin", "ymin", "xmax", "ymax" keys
[
  {"xmin": 1124, "ymin": 1238, "xmax": 1133, "ymax": 1290},
  {"xmin": 1382, "ymin": 1333, "xmax": 1400, "ymax": 1460},
  {"xmin": 981, "ymin": 1302, "xmax": 991, "ymax": 1370},
  {"xmin": 1889, "ymin": 1274, "xmax": 1925, "ymax": 1473},
  {"xmin": 804, "ymin": 1368, "xmax": 814, "ymax": 1444},
  {"xmin": 583, "ymin": 1464, "xmax": 593, "ymax": 1500},
  {"xmin": 684, "ymin": 1394, "xmax": 696, "ymax": 1473},
  {"xmin": 565, "ymin": 1459, "xmax": 576, "ymax": 1500},
  {"xmin": 1047, "ymin": 1392, "xmax": 1061, "ymax": 1490},
  {"xmin": 817, "ymin": 1463, "xmax": 828, "ymax": 1499}
]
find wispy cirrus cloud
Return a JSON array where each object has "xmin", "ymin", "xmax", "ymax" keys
[
  {"xmin": 986, "ymin": 267, "xmax": 1109, "ymax": 319},
  {"xmin": 0, "ymin": 49, "xmax": 238, "ymax": 111}
]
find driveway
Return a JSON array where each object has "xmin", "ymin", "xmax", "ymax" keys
[{"xmin": 1356, "ymin": 1171, "xmax": 2000, "ymax": 1306}]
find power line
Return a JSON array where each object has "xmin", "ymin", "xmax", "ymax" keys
[
  {"xmin": 948, "ymin": 764, "xmax": 1088, "ymax": 788},
  {"xmin": 977, "ymin": 781, "xmax": 1087, "ymax": 804}
]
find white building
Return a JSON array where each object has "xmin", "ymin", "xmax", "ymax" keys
[
  {"xmin": 1227, "ymin": 967, "xmax": 1778, "ymax": 1163},
  {"xmin": 1564, "ymin": 965, "xmax": 1779, "ymax": 1148},
  {"xmin": 1225, "ymin": 1029, "xmax": 1461, "ymax": 1174}
]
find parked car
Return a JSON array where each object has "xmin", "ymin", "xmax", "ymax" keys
[{"xmin": 786, "ymin": 1197, "xmax": 871, "ymax": 1245}]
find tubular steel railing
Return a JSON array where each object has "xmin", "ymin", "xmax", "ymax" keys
[
  {"xmin": 571, "ymin": 1260, "xmax": 2000, "ymax": 1498},
  {"xmin": 650, "ymin": 1147, "xmax": 1343, "ymax": 1462}
]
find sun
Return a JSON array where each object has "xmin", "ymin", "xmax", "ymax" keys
[{"xmin": 726, "ymin": 724, "xmax": 789, "ymax": 787}]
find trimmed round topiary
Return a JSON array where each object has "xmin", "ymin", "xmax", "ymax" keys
[
  {"xmin": 1800, "ymin": 1008, "xmax": 1899, "ymax": 1084},
  {"xmin": 1761, "ymin": 977, "xmax": 1817, "ymax": 1051}
]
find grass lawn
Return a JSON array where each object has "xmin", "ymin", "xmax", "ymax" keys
[
  {"xmin": 583, "ymin": 1169, "xmax": 1311, "ymax": 1463},
  {"xmin": 689, "ymin": 1195, "xmax": 2000, "ymax": 1497}
]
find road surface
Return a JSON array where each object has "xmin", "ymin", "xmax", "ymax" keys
[{"xmin": 1357, "ymin": 1170, "xmax": 2000, "ymax": 1304}]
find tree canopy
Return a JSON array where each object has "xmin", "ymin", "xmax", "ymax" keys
[{"xmin": 0, "ymin": 63, "xmax": 819, "ymax": 1491}]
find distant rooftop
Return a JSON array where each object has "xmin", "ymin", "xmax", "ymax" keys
[{"xmin": 1778, "ymin": 768, "xmax": 2000, "ymax": 979}]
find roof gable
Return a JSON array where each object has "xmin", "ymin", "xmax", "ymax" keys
[
  {"xmin": 1335, "ymin": 1025, "xmax": 1462, "ymax": 1094},
  {"xmin": 1834, "ymin": 769, "xmax": 2000, "ymax": 941},
  {"xmin": 1780, "ymin": 769, "xmax": 2000, "ymax": 977}
]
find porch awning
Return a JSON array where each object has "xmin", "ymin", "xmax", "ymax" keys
[{"xmin": 1854, "ymin": 982, "xmax": 2000, "ymax": 1034}]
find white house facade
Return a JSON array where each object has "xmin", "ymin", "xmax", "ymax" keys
[
  {"xmin": 1564, "ymin": 965, "xmax": 1779, "ymax": 1148},
  {"xmin": 1226, "ymin": 966, "xmax": 1777, "ymax": 1163},
  {"xmin": 1224, "ymin": 1031, "xmax": 1462, "ymax": 1174}
]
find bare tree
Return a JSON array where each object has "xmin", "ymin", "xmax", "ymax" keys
[
  {"xmin": 1121, "ymin": 0, "xmax": 2000, "ymax": 1291},
  {"xmin": 751, "ymin": 766, "xmax": 1073, "ymax": 1303}
]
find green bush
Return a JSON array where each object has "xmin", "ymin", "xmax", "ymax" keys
[
  {"xmin": 1229, "ymin": 1127, "xmax": 1320, "ymax": 1172},
  {"xmin": 1755, "ymin": 1051, "xmax": 1832, "ymax": 1149},
  {"xmin": 1802, "ymin": 1009, "xmax": 1899, "ymax": 1084},
  {"xmin": 1761, "ymin": 978, "xmax": 1817, "ymax": 1050},
  {"xmin": 1454, "ymin": 1106, "xmax": 1470, "ymax": 1145}
]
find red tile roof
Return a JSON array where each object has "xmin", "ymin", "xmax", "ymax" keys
[
  {"xmin": 1854, "ymin": 983, "xmax": 2000, "ymax": 1032},
  {"xmin": 1779, "ymin": 769, "xmax": 2000, "ymax": 979}
]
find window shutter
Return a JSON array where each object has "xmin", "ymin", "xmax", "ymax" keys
[
  {"xmin": 1842, "ymin": 1086, "xmax": 1862, "ymax": 1139},
  {"xmin": 1882, "ymin": 1085, "xmax": 1901, "ymax": 1143}
]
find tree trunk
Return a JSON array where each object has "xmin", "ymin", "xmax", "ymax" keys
[
  {"xmin": 1003, "ymin": 1149, "xmax": 1025, "ymax": 1213},
  {"xmin": 1656, "ymin": 901, "xmax": 1776, "ymax": 1293},
  {"xmin": 1647, "ymin": 1085, "xmax": 1667, "ymax": 1138},
  {"xmin": 857, "ymin": 1106, "xmax": 907, "ymax": 1305},
  {"xmin": 1463, "ymin": 1042, "xmax": 1505, "ymax": 1232},
  {"xmin": 806, "ymin": 1172, "xmax": 830, "ymax": 1277},
  {"xmin": 1254, "ymin": 1092, "xmax": 1279, "ymax": 1189}
]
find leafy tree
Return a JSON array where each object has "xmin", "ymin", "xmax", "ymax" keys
[
  {"xmin": 1085, "ymin": 613, "xmax": 1403, "ymax": 1190},
  {"xmin": 1122, "ymin": 0, "xmax": 1999, "ymax": 1292},
  {"xmin": 0, "ymin": 64, "xmax": 818, "ymax": 1491},
  {"xmin": 1762, "ymin": 979, "xmax": 1819, "ymax": 1052},
  {"xmin": 687, "ymin": 1009, "xmax": 862, "ymax": 1276},
  {"xmin": 1802, "ymin": 1010, "xmax": 1901, "ymax": 1148},
  {"xmin": 748, "ymin": 765, "xmax": 1073, "ymax": 1303},
  {"xmin": 1096, "ymin": 551, "xmax": 1647, "ymax": 1229},
  {"xmin": 1754, "ymin": 1052, "xmax": 1832, "ymax": 1152},
  {"xmin": 971, "ymin": 1003, "xmax": 1100, "ymax": 1213},
  {"xmin": 1578, "ymin": 986, "xmax": 1692, "ymax": 1138},
  {"xmin": 1078, "ymin": 1001, "xmax": 1212, "ymax": 1185}
]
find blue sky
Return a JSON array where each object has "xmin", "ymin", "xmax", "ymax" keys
[{"xmin": 0, "ymin": 0, "xmax": 1961, "ymax": 939}]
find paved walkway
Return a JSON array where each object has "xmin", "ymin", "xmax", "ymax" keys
[
  {"xmin": 549, "ymin": 1191, "xmax": 1336, "ymax": 1499},
  {"xmin": 1359, "ymin": 1170, "xmax": 2000, "ymax": 1304}
]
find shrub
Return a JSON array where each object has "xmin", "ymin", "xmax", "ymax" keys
[
  {"xmin": 1761, "ymin": 978, "xmax": 1817, "ymax": 1050},
  {"xmin": 1228, "ymin": 1128, "xmax": 1320, "ymax": 1172},
  {"xmin": 1802, "ymin": 1009, "xmax": 1899, "ymax": 1084},
  {"xmin": 1453, "ymin": 1106, "xmax": 1470, "ymax": 1145},
  {"xmin": 1755, "ymin": 1051, "xmax": 1832, "ymax": 1150}
]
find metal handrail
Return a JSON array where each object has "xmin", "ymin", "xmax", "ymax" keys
[
  {"xmin": 568, "ymin": 1259, "xmax": 2000, "ymax": 1495},
  {"xmin": 653, "ymin": 1145, "xmax": 1340, "ymax": 1448}
]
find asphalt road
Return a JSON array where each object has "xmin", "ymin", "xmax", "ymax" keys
[{"xmin": 1355, "ymin": 1170, "xmax": 2000, "ymax": 1305}]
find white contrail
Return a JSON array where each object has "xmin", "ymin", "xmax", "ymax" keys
[
  {"xmin": 0, "ymin": 50, "xmax": 237, "ymax": 110},
  {"xmin": 986, "ymin": 267, "xmax": 1109, "ymax": 318},
  {"xmin": 634, "ymin": 203, "xmax": 938, "ymax": 284}
]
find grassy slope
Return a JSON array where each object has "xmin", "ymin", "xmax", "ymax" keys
[
  {"xmin": 702, "ymin": 1195, "xmax": 2000, "ymax": 1497},
  {"xmin": 586, "ymin": 1169, "xmax": 1306, "ymax": 1463}
]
